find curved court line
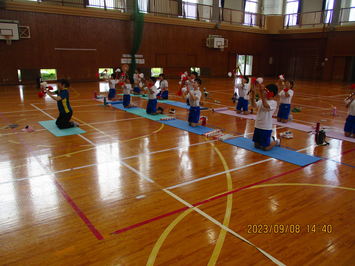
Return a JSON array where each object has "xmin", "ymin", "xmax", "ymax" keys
[
  {"xmin": 146, "ymin": 142, "xmax": 234, "ymax": 266},
  {"xmin": 247, "ymin": 183, "xmax": 355, "ymax": 191},
  {"xmin": 146, "ymin": 209, "xmax": 194, "ymax": 266},
  {"xmin": 207, "ymin": 143, "xmax": 233, "ymax": 266}
]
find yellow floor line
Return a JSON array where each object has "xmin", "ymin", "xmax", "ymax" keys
[
  {"xmin": 248, "ymin": 183, "xmax": 355, "ymax": 191},
  {"xmin": 207, "ymin": 143, "xmax": 233, "ymax": 266},
  {"xmin": 146, "ymin": 141, "xmax": 233, "ymax": 266},
  {"xmin": 146, "ymin": 209, "xmax": 194, "ymax": 266}
]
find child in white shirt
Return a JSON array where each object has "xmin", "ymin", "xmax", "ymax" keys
[
  {"xmin": 251, "ymin": 83, "xmax": 279, "ymax": 151},
  {"xmin": 236, "ymin": 76, "xmax": 251, "ymax": 115},
  {"xmin": 277, "ymin": 79, "xmax": 294, "ymax": 123},
  {"xmin": 188, "ymin": 78, "xmax": 202, "ymax": 127}
]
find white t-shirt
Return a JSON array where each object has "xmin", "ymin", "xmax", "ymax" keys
[
  {"xmin": 237, "ymin": 83, "xmax": 250, "ymax": 100},
  {"xmin": 234, "ymin": 78, "xmax": 240, "ymax": 88},
  {"xmin": 148, "ymin": 86, "xmax": 157, "ymax": 99},
  {"xmin": 109, "ymin": 79, "xmax": 119, "ymax": 88},
  {"xmin": 255, "ymin": 100, "xmax": 277, "ymax": 130},
  {"xmin": 279, "ymin": 89, "xmax": 294, "ymax": 104},
  {"xmin": 187, "ymin": 79, "xmax": 194, "ymax": 90},
  {"xmin": 345, "ymin": 98, "xmax": 355, "ymax": 116},
  {"xmin": 123, "ymin": 84, "xmax": 132, "ymax": 95},
  {"xmin": 133, "ymin": 74, "xmax": 139, "ymax": 84},
  {"xmin": 189, "ymin": 88, "xmax": 201, "ymax": 107},
  {"xmin": 160, "ymin": 80, "xmax": 168, "ymax": 90}
]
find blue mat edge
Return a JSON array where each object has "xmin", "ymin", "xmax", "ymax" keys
[
  {"xmin": 223, "ymin": 137, "xmax": 321, "ymax": 166},
  {"xmin": 38, "ymin": 120, "xmax": 86, "ymax": 136}
]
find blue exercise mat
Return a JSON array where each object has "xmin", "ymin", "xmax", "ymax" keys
[
  {"xmin": 39, "ymin": 120, "xmax": 86, "ymax": 137},
  {"xmin": 223, "ymin": 137, "xmax": 321, "ymax": 166},
  {"xmin": 159, "ymin": 119, "xmax": 214, "ymax": 135},
  {"xmin": 158, "ymin": 100, "xmax": 208, "ymax": 110},
  {"xmin": 111, "ymin": 104, "xmax": 168, "ymax": 121},
  {"xmin": 110, "ymin": 104, "xmax": 139, "ymax": 111}
]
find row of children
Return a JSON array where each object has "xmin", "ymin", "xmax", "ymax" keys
[
  {"xmin": 105, "ymin": 67, "xmax": 169, "ymax": 102},
  {"xmin": 233, "ymin": 74, "xmax": 294, "ymax": 123}
]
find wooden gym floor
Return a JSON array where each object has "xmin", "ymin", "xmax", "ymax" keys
[{"xmin": 0, "ymin": 78, "xmax": 354, "ymax": 265}]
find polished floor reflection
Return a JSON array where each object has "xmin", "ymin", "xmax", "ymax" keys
[{"xmin": 0, "ymin": 79, "xmax": 354, "ymax": 265}]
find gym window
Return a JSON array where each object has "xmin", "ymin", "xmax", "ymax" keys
[
  {"xmin": 237, "ymin": 55, "xmax": 253, "ymax": 76},
  {"xmin": 284, "ymin": 0, "xmax": 300, "ymax": 26},
  {"xmin": 98, "ymin": 68, "xmax": 113, "ymax": 79},
  {"xmin": 244, "ymin": 0, "xmax": 259, "ymax": 26},
  {"xmin": 190, "ymin": 67, "xmax": 201, "ymax": 76},
  {"xmin": 40, "ymin": 69, "xmax": 57, "ymax": 81},
  {"xmin": 151, "ymin": 67, "xmax": 163, "ymax": 77}
]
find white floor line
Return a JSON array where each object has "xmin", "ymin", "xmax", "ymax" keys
[
  {"xmin": 166, "ymin": 144, "xmax": 314, "ymax": 190},
  {"xmin": 121, "ymin": 158, "xmax": 285, "ymax": 266},
  {"xmin": 1, "ymin": 139, "xmax": 219, "ymax": 185},
  {"xmin": 166, "ymin": 158, "xmax": 272, "ymax": 190}
]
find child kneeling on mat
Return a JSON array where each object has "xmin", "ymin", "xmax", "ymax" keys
[
  {"xmin": 344, "ymin": 92, "xmax": 355, "ymax": 137},
  {"xmin": 277, "ymin": 79, "xmax": 294, "ymax": 123},
  {"xmin": 108, "ymin": 74, "xmax": 119, "ymax": 100},
  {"xmin": 45, "ymin": 79, "xmax": 78, "ymax": 129},
  {"xmin": 146, "ymin": 77, "xmax": 164, "ymax": 115},
  {"xmin": 250, "ymin": 82, "xmax": 278, "ymax": 151},
  {"xmin": 123, "ymin": 78, "xmax": 134, "ymax": 108},
  {"xmin": 157, "ymin": 73, "xmax": 169, "ymax": 100},
  {"xmin": 236, "ymin": 76, "xmax": 250, "ymax": 115},
  {"xmin": 188, "ymin": 78, "xmax": 202, "ymax": 127}
]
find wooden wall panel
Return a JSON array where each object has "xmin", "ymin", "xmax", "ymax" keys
[
  {"xmin": 0, "ymin": 9, "xmax": 130, "ymax": 84},
  {"xmin": 1, "ymin": 8, "xmax": 354, "ymax": 84},
  {"xmin": 332, "ymin": 56, "xmax": 347, "ymax": 81}
]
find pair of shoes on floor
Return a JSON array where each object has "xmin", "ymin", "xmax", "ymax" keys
[
  {"xmin": 169, "ymin": 108, "xmax": 176, "ymax": 114},
  {"xmin": 72, "ymin": 122, "xmax": 80, "ymax": 127},
  {"xmin": 22, "ymin": 125, "xmax": 35, "ymax": 132},
  {"xmin": 157, "ymin": 107, "xmax": 164, "ymax": 114},
  {"xmin": 280, "ymin": 131, "xmax": 293, "ymax": 139}
]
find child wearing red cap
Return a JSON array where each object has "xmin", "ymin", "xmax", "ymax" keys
[{"xmin": 251, "ymin": 82, "xmax": 279, "ymax": 150}]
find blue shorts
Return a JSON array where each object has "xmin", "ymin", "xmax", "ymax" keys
[
  {"xmin": 123, "ymin": 94, "xmax": 131, "ymax": 107},
  {"xmin": 344, "ymin": 115, "xmax": 355, "ymax": 134},
  {"xmin": 236, "ymin": 97, "xmax": 248, "ymax": 111},
  {"xmin": 188, "ymin": 106, "xmax": 200, "ymax": 124},
  {"xmin": 146, "ymin": 99, "xmax": 157, "ymax": 114},
  {"xmin": 252, "ymin": 128, "xmax": 272, "ymax": 147},
  {"xmin": 108, "ymin": 88, "xmax": 116, "ymax": 99},
  {"xmin": 161, "ymin": 90, "xmax": 168, "ymax": 99},
  {"xmin": 133, "ymin": 86, "xmax": 141, "ymax": 93},
  {"xmin": 277, "ymin": 103, "xmax": 291, "ymax": 120}
]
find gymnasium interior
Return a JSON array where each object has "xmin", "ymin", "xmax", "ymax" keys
[{"xmin": 0, "ymin": 0, "xmax": 354, "ymax": 265}]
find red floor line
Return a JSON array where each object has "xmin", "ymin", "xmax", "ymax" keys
[
  {"xmin": 112, "ymin": 207, "xmax": 189, "ymax": 234},
  {"xmin": 0, "ymin": 111, "xmax": 105, "ymax": 240},
  {"xmin": 111, "ymin": 147, "xmax": 355, "ymax": 235},
  {"xmin": 55, "ymin": 180, "xmax": 104, "ymax": 240}
]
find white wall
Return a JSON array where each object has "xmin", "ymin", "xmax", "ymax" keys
[
  {"xmin": 302, "ymin": 0, "xmax": 323, "ymax": 12},
  {"xmin": 224, "ymin": 0, "xmax": 243, "ymax": 10},
  {"xmin": 262, "ymin": 0, "xmax": 283, "ymax": 14}
]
